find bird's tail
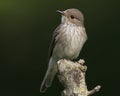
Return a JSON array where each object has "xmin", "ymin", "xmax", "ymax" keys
[{"xmin": 40, "ymin": 57, "xmax": 57, "ymax": 93}]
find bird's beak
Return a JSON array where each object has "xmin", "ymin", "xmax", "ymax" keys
[{"xmin": 57, "ymin": 10, "xmax": 64, "ymax": 15}]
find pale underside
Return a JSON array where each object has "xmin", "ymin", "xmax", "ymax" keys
[{"xmin": 52, "ymin": 22, "xmax": 87, "ymax": 60}]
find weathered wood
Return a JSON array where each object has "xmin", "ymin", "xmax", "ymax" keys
[{"xmin": 57, "ymin": 59, "xmax": 101, "ymax": 96}]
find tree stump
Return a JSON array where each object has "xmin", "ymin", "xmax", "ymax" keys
[{"xmin": 57, "ymin": 59, "xmax": 101, "ymax": 96}]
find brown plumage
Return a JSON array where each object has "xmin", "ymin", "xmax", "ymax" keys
[{"xmin": 40, "ymin": 8, "xmax": 87, "ymax": 93}]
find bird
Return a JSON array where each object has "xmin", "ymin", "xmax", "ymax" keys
[{"xmin": 40, "ymin": 8, "xmax": 88, "ymax": 93}]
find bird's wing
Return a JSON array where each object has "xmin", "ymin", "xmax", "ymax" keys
[{"xmin": 49, "ymin": 24, "xmax": 62, "ymax": 57}]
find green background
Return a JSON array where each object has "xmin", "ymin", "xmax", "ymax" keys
[{"xmin": 0, "ymin": 0, "xmax": 120, "ymax": 96}]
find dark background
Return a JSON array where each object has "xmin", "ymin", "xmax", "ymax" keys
[{"xmin": 0, "ymin": 0, "xmax": 120, "ymax": 96}]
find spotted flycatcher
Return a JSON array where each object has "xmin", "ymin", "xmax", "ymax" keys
[{"xmin": 40, "ymin": 8, "xmax": 88, "ymax": 92}]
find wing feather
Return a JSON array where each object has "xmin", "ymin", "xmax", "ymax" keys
[{"xmin": 49, "ymin": 24, "xmax": 62, "ymax": 57}]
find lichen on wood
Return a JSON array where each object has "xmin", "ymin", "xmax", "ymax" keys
[{"xmin": 57, "ymin": 59, "xmax": 101, "ymax": 96}]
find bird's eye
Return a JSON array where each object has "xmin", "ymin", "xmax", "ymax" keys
[{"xmin": 70, "ymin": 15, "xmax": 75, "ymax": 19}]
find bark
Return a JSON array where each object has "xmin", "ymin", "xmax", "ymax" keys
[{"xmin": 57, "ymin": 59, "xmax": 101, "ymax": 96}]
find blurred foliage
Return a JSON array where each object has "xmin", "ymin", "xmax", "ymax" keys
[{"xmin": 0, "ymin": 0, "xmax": 120, "ymax": 96}]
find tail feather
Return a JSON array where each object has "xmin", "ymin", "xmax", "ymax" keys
[{"xmin": 40, "ymin": 57, "xmax": 57, "ymax": 93}]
